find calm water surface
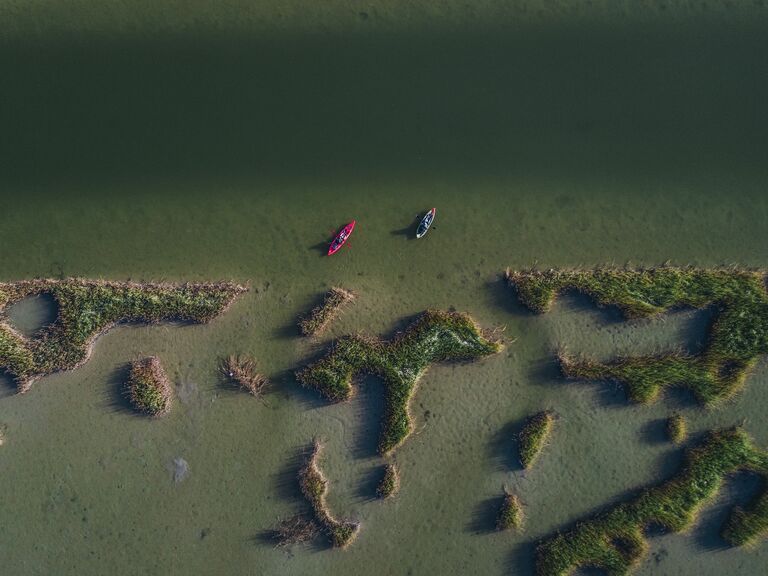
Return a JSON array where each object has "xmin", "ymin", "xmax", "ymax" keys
[{"xmin": 0, "ymin": 2, "xmax": 767, "ymax": 575}]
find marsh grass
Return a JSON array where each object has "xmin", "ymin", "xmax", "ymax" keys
[
  {"xmin": 125, "ymin": 356, "xmax": 172, "ymax": 416},
  {"xmin": 536, "ymin": 427, "xmax": 768, "ymax": 576},
  {"xmin": 519, "ymin": 411, "xmax": 555, "ymax": 470},
  {"xmin": 271, "ymin": 515, "xmax": 320, "ymax": 547},
  {"xmin": 298, "ymin": 287, "xmax": 355, "ymax": 336},
  {"xmin": 376, "ymin": 462, "xmax": 400, "ymax": 499},
  {"xmin": 296, "ymin": 309, "xmax": 503, "ymax": 454},
  {"xmin": 497, "ymin": 492, "xmax": 524, "ymax": 531},
  {"xmin": 219, "ymin": 354, "xmax": 269, "ymax": 398},
  {"xmin": 506, "ymin": 267, "xmax": 768, "ymax": 405},
  {"xmin": 299, "ymin": 440, "xmax": 360, "ymax": 548},
  {"xmin": 0, "ymin": 278, "xmax": 246, "ymax": 392},
  {"xmin": 666, "ymin": 413, "xmax": 687, "ymax": 444}
]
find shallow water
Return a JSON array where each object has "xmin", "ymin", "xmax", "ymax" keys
[{"xmin": 1, "ymin": 2, "xmax": 768, "ymax": 575}]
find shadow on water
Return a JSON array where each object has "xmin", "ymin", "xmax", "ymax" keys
[
  {"xmin": 349, "ymin": 375, "xmax": 386, "ymax": 460},
  {"xmin": 486, "ymin": 276, "xmax": 536, "ymax": 318},
  {"xmin": 466, "ymin": 494, "xmax": 506, "ymax": 535},
  {"xmin": 390, "ymin": 213, "xmax": 423, "ymax": 240},
  {"xmin": 2, "ymin": 17, "xmax": 768, "ymax": 188},
  {"xmin": 505, "ymin": 539, "xmax": 538, "ymax": 576},
  {"xmin": 105, "ymin": 362, "xmax": 136, "ymax": 414},
  {"xmin": 488, "ymin": 418, "xmax": 524, "ymax": 472},
  {"xmin": 693, "ymin": 471, "xmax": 766, "ymax": 552},
  {"xmin": 5, "ymin": 293, "xmax": 59, "ymax": 338}
]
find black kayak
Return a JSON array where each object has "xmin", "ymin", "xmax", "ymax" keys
[{"xmin": 416, "ymin": 208, "xmax": 436, "ymax": 239}]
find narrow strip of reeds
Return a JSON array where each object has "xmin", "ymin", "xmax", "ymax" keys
[
  {"xmin": 666, "ymin": 413, "xmax": 687, "ymax": 444},
  {"xmin": 497, "ymin": 492, "xmax": 524, "ymax": 531},
  {"xmin": 299, "ymin": 440, "xmax": 360, "ymax": 548},
  {"xmin": 376, "ymin": 462, "xmax": 400, "ymax": 499},
  {"xmin": 271, "ymin": 515, "xmax": 320, "ymax": 547},
  {"xmin": 125, "ymin": 356, "xmax": 172, "ymax": 416},
  {"xmin": 298, "ymin": 287, "xmax": 355, "ymax": 336},
  {"xmin": 219, "ymin": 354, "xmax": 269, "ymax": 398},
  {"xmin": 519, "ymin": 411, "xmax": 555, "ymax": 469}
]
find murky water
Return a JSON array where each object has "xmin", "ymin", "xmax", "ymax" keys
[{"xmin": 1, "ymin": 3, "xmax": 768, "ymax": 575}]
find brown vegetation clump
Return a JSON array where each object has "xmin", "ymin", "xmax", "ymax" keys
[{"xmin": 219, "ymin": 354, "xmax": 269, "ymax": 398}]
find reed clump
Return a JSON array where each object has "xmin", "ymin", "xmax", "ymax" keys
[
  {"xmin": 497, "ymin": 492, "xmax": 524, "ymax": 531},
  {"xmin": 125, "ymin": 356, "xmax": 172, "ymax": 416},
  {"xmin": 299, "ymin": 440, "xmax": 360, "ymax": 548},
  {"xmin": 271, "ymin": 515, "xmax": 320, "ymax": 547},
  {"xmin": 506, "ymin": 267, "xmax": 768, "ymax": 405},
  {"xmin": 296, "ymin": 309, "xmax": 503, "ymax": 454},
  {"xmin": 536, "ymin": 427, "xmax": 768, "ymax": 576},
  {"xmin": 666, "ymin": 413, "xmax": 687, "ymax": 444},
  {"xmin": 298, "ymin": 287, "xmax": 355, "ymax": 336},
  {"xmin": 376, "ymin": 462, "xmax": 400, "ymax": 499},
  {"xmin": 219, "ymin": 354, "xmax": 269, "ymax": 398},
  {"xmin": 0, "ymin": 278, "xmax": 246, "ymax": 392},
  {"xmin": 519, "ymin": 411, "xmax": 555, "ymax": 469}
]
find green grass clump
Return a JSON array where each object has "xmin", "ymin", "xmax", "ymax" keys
[
  {"xmin": 666, "ymin": 413, "xmax": 687, "ymax": 444},
  {"xmin": 376, "ymin": 462, "xmax": 400, "ymax": 499},
  {"xmin": 125, "ymin": 356, "xmax": 172, "ymax": 416},
  {"xmin": 0, "ymin": 278, "xmax": 246, "ymax": 392},
  {"xmin": 519, "ymin": 411, "xmax": 555, "ymax": 469},
  {"xmin": 299, "ymin": 440, "xmax": 360, "ymax": 548},
  {"xmin": 506, "ymin": 267, "xmax": 768, "ymax": 405},
  {"xmin": 536, "ymin": 427, "xmax": 768, "ymax": 576},
  {"xmin": 497, "ymin": 492, "xmax": 524, "ymax": 531},
  {"xmin": 296, "ymin": 309, "xmax": 503, "ymax": 454},
  {"xmin": 298, "ymin": 287, "xmax": 355, "ymax": 336}
]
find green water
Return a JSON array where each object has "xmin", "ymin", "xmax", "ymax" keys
[{"xmin": 1, "ymin": 2, "xmax": 768, "ymax": 575}]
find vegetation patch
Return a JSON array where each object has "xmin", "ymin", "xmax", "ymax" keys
[
  {"xmin": 219, "ymin": 354, "xmax": 269, "ymax": 398},
  {"xmin": 666, "ymin": 413, "xmax": 687, "ymax": 444},
  {"xmin": 296, "ymin": 309, "xmax": 503, "ymax": 454},
  {"xmin": 0, "ymin": 278, "xmax": 246, "ymax": 392},
  {"xmin": 125, "ymin": 356, "xmax": 172, "ymax": 416},
  {"xmin": 298, "ymin": 287, "xmax": 355, "ymax": 336},
  {"xmin": 536, "ymin": 427, "xmax": 768, "ymax": 576},
  {"xmin": 376, "ymin": 462, "xmax": 400, "ymax": 499},
  {"xmin": 497, "ymin": 492, "xmax": 524, "ymax": 531},
  {"xmin": 506, "ymin": 267, "xmax": 768, "ymax": 405},
  {"xmin": 299, "ymin": 440, "xmax": 360, "ymax": 548},
  {"xmin": 270, "ymin": 515, "xmax": 320, "ymax": 547},
  {"xmin": 519, "ymin": 410, "xmax": 555, "ymax": 469}
]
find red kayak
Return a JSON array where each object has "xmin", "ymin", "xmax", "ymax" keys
[{"xmin": 328, "ymin": 220, "xmax": 356, "ymax": 255}]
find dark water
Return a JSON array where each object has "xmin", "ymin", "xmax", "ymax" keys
[{"xmin": 0, "ymin": 3, "xmax": 767, "ymax": 575}]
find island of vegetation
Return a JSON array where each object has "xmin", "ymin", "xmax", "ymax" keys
[
  {"xmin": 299, "ymin": 440, "xmax": 360, "ymax": 548},
  {"xmin": 298, "ymin": 287, "xmax": 355, "ymax": 336},
  {"xmin": 536, "ymin": 427, "xmax": 768, "ymax": 576},
  {"xmin": 519, "ymin": 410, "xmax": 555, "ymax": 469},
  {"xmin": 125, "ymin": 356, "xmax": 172, "ymax": 416},
  {"xmin": 497, "ymin": 491, "xmax": 524, "ymax": 531},
  {"xmin": 296, "ymin": 309, "xmax": 503, "ymax": 454},
  {"xmin": 506, "ymin": 267, "xmax": 768, "ymax": 405},
  {"xmin": 0, "ymin": 278, "xmax": 246, "ymax": 392},
  {"xmin": 219, "ymin": 354, "xmax": 269, "ymax": 398},
  {"xmin": 270, "ymin": 515, "xmax": 319, "ymax": 547},
  {"xmin": 666, "ymin": 413, "xmax": 687, "ymax": 444},
  {"xmin": 376, "ymin": 462, "xmax": 400, "ymax": 499}
]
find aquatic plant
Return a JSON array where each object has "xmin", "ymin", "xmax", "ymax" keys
[
  {"xmin": 376, "ymin": 462, "xmax": 400, "ymax": 499},
  {"xmin": 299, "ymin": 440, "xmax": 360, "ymax": 548},
  {"xmin": 666, "ymin": 413, "xmax": 687, "ymax": 444},
  {"xmin": 519, "ymin": 410, "xmax": 555, "ymax": 469},
  {"xmin": 271, "ymin": 515, "xmax": 320, "ymax": 547},
  {"xmin": 298, "ymin": 287, "xmax": 355, "ymax": 336},
  {"xmin": 0, "ymin": 278, "xmax": 246, "ymax": 392},
  {"xmin": 219, "ymin": 354, "xmax": 269, "ymax": 397},
  {"xmin": 296, "ymin": 309, "xmax": 503, "ymax": 454},
  {"xmin": 506, "ymin": 267, "xmax": 768, "ymax": 405},
  {"xmin": 536, "ymin": 427, "xmax": 768, "ymax": 575},
  {"xmin": 125, "ymin": 356, "xmax": 172, "ymax": 416},
  {"xmin": 497, "ymin": 491, "xmax": 524, "ymax": 531}
]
